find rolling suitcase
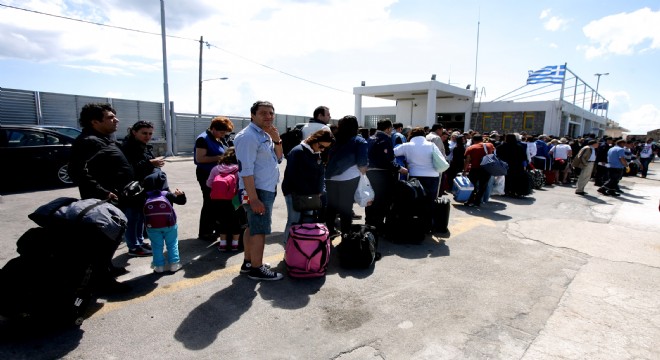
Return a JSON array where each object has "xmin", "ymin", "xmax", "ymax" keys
[
  {"xmin": 543, "ymin": 170, "xmax": 556, "ymax": 185},
  {"xmin": 432, "ymin": 196, "xmax": 451, "ymax": 233},
  {"xmin": 385, "ymin": 178, "xmax": 429, "ymax": 244},
  {"xmin": 452, "ymin": 173, "xmax": 474, "ymax": 202},
  {"xmin": 284, "ymin": 217, "xmax": 331, "ymax": 278}
]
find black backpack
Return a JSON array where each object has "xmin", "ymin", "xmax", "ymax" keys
[
  {"xmin": 281, "ymin": 128, "xmax": 302, "ymax": 159},
  {"xmin": 337, "ymin": 224, "xmax": 381, "ymax": 269}
]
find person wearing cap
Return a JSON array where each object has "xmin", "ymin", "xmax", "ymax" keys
[
  {"xmin": 549, "ymin": 138, "xmax": 573, "ymax": 184},
  {"xmin": 572, "ymin": 139, "xmax": 599, "ymax": 195},
  {"xmin": 597, "ymin": 139, "xmax": 628, "ymax": 196}
]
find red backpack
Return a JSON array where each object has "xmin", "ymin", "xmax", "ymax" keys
[
  {"xmin": 143, "ymin": 191, "xmax": 176, "ymax": 229},
  {"xmin": 210, "ymin": 169, "xmax": 238, "ymax": 200}
]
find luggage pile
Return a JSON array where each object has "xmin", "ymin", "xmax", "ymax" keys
[{"xmin": 0, "ymin": 198, "xmax": 127, "ymax": 328}]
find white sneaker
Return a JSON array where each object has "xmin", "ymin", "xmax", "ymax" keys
[
  {"xmin": 169, "ymin": 262, "xmax": 182, "ymax": 272},
  {"xmin": 231, "ymin": 239, "xmax": 239, "ymax": 251},
  {"xmin": 152, "ymin": 264, "xmax": 165, "ymax": 273}
]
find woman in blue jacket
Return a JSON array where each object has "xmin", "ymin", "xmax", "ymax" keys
[{"xmin": 324, "ymin": 116, "xmax": 368, "ymax": 237}]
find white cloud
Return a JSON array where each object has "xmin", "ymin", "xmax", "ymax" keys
[
  {"xmin": 580, "ymin": 7, "xmax": 660, "ymax": 59},
  {"xmin": 549, "ymin": 43, "xmax": 558, "ymax": 49},
  {"xmin": 544, "ymin": 16, "xmax": 568, "ymax": 31},
  {"xmin": 539, "ymin": 9, "xmax": 568, "ymax": 31},
  {"xmin": 618, "ymin": 104, "xmax": 660, "ymax": 133},
  {"xmin": 540, "ymin": 9, "xmax": 551, "ymax": 20}
]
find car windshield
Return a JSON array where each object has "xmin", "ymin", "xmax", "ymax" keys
[{"xmin": 42, "ymin": 127, "xmax": 81, "ymax": 138}]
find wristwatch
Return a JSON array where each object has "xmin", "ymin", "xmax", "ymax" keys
[{"xmin": 274, "ymin": 139, "xmax": 283, "ymax": 145}]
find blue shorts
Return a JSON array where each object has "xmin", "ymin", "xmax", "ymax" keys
[{"xmin": 243, "ymin": 189, "xmax": 276, "ymax": 235}]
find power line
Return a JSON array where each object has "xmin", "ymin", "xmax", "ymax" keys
[
  {"xmin": 0, "ymin": 3, "xmax": 194, "ymax": 41},
  {"xmin": 0, "ymin": 2, "xmax": 351, "ymax": 94}
]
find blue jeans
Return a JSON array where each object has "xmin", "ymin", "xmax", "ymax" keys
[
  {"xmin": 123, "ymin": 206, "xmax": 146, "ymax": 250},
  {"xmin": 482, "ymin": 175, "xmax": 495, "ymax": 203},
  {"xmin": 243, "ymin": 189, "xmax": 276, "ymax": 235},
  {"xmin": 146, "ymin": 224, "xmax": 179, "ymax": 267},
  {"xmin": 411, "ymin": 175, "xmax": 440, "ymax": 200},
  {"xmin": 283, "ymin": 194, "xmax": 314, "ymax": 245}
]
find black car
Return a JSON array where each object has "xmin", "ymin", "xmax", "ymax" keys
[
  {"xmin": 0, "ymin": 125, "xmax": 76, "ymax": 190},
  {"xmin": 28, "ymin": 125, "xmax": 82, "ymax": 139}
]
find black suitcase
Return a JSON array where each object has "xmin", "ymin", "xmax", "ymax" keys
[
  {"xmin": 432, "ymin": 196, "xmax": 451, "ymax": 233},
  {"xmin": 0, "ymin": 254, "xmax": 94, "ymax": 328},
  {"xmin": 385, "ymin": 178, "xmax": 430, "ymax": 243}
]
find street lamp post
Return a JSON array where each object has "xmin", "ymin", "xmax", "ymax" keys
[
  {"xmin": 593, "ymin": 72, "xmax": 609, "ymax": 112},
  {"xmin": 198, "ymin": 77, "xmax": 228, "ymax": 115}
]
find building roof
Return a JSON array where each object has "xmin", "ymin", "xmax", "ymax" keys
[{"xmin": 353, "ymin": 81, "xmax": 473, "ymax": 101}]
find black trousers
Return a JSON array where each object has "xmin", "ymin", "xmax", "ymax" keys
[
  {"xmin": 196, "ymin": 167, "xmax": 215, "ymax": 237},
  {"xmin": 467, "ymin": 167, "xmax": 491, "ymax": 205},
  {"xmin": 325, "ymin": 177, "xmax": 360, "ymax": 235},
  {"xmin": 365, "ymin": 170, "xmax": 395, "ymax": 234},
  {"xmin": 602, "ymin": 168, "xmax": 624, "ymax": 191}
]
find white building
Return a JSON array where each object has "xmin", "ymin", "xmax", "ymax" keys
[{"xmin": 354, "ymin": 75, "xmax": 608, "ymax": 137}]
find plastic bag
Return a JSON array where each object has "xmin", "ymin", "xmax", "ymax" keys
[
  {"xmin": 491, "ymin": 176, "xmax": 505, "ymax": 195},
  {"xmin": 354, "ymin": 174, "xmax": 375, "ymax": 207}
]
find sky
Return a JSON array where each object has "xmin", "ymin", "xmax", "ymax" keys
[{"xmin": 1, "ymin": 0, "xmax": 659, "ymax": 134}]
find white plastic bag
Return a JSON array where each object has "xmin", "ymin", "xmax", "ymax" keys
[
  {"xmin": 492, "ymin": 175, "xmax": 505, "ymax": 195},
  {"xmin": 354, "ymin": 174, "xmax": 375, "ymax": 207}
]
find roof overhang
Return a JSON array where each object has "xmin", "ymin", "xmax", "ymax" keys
[{"xmin": 353, "ymin": 81, "xmax": 473, "ymax": 101}]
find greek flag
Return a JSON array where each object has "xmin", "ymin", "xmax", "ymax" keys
[{"xmin": 527, "ymin": 65, "xmax": 566, "ymax": 84}]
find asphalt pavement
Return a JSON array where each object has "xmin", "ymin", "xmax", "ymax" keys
[{"xmin": 0, "ymin": 158, "xmax": 659, "ymax": 360}]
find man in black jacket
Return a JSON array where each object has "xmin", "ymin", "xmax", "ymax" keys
[
  {"xmin": 69, "ymin": 103, "xmax": 135, "ymax": 201},
  {"xmin": 365, "ymin": 119, "xmax": 408, "ymax": 235},
  {"xmin": 68, "ymin": 102, "xmax": 135, "ymax": 293}
]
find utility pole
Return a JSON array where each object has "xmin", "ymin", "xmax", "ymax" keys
[
  {"xmin": 160, "ymin": 0, "xmax": 173, "ymax": 156},
  {"xmin": 198, "ymin": 36, "xmax": 203, "ymax": 115}
]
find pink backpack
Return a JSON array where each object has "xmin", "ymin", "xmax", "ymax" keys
[
  {"xmin": 285, "ymin": 223, "xmax": 331, "ymax": 278},
  {"xmin": 143, "ymin": 191, "xmax": 176, "ymax": 229},
  {"xmin": 210, "ymin": 169, "xmax": 238, "ymax": 200}
]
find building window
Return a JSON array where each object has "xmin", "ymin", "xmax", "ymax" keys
[
  {"xmin": 523, "ymin": 114, "xmax": 534, "ymax": 130},
  {"xmin": 363, "ymin": 115, "xmax": 395, "ymax": 129},
  {"xmin": 502, "ymin": 114, "xmax": 513, "ymax": 130},
  {"xmin": 482, "ymin": 115, "xmax": 492, "ymax": 131}
]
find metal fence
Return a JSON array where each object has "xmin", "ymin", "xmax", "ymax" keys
[{"xmin": 1, "ymin": 87, "xmax": 310, "ymax": 155}]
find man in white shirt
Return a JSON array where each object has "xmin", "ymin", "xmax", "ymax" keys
[
  {"xmin": 302, "ymin": 106, "xmax": 331, "ymax": 139},
  {"xmin": 425, "ymin": 123, "xmax": 446, "ymax": 156}
]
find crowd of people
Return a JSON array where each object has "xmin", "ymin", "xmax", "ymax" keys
[{"xmin": 68, "ymin": 102, "xmax": 658, "ymax": 290}]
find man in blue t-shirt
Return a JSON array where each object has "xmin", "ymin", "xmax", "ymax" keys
[{"xmin": 597, "ymin": 139, "xmax": 629, "ymax": 196}]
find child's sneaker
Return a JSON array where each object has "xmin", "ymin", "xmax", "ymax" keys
[
  {"xmin": 169, "ymin": 262, "xmax": 182, "ymax": 273},
  {"xmin": 152, "ymin": 264, "xmax": 165, "ymax": 273},
  {"xmin": 217, "ymin": 239, "xmax": 227, "ymax": 252},
  {"xmin": 248, "ymin": 264, "xmax": 283, "ymax": 281},
  {"xmin": 231, "ymin": 239, "xmax": 239, "ymax": 251},
  {"xmin": 240, "ymin": 261, "xmax": 271, "ymax": 274}
]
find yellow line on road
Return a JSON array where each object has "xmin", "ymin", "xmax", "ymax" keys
[
  {"xmin": 94, "ymin": 218, "xmax": 493, "ymax": 316},
  {"xmin": 95, "ymin": 253, "xmax": 284, "ymax": 316}
]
